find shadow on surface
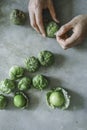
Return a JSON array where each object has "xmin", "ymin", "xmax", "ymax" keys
[
  {"xmin": 27, "ymin": 93, "xmax": 39, "ymax": 110},
  {"xmin": 43, "ymin": 0, "xmax": 73, "ymax": 25},
  {"xmin": 25, "ymin": 12, "xmax": 30, "ymax": 27},
  {"xmin": 0, "ymin": 8, "xmax": 6, "ymax": 25},
  {"xmin": 37, "ymin": 53, "xmax": 66, "ymax": 75},
  {"xmin": 68, "ymin": 89, "xmax": 84, "ymax": 111},
  {"xmin": 6, "ymin": 92, "xmax": 39, "ymax": 111},
  {"xmin": 54, "ymin": 54, "xmax": 66, "ymax": 68},
  {"xmin": 6, "ymin": 96, "xmax": 16, "ymax": 110},
  {"xmin": 47, "ymin": 76, "xmax": 63, "ymax": 89},
  {"xmin": 54, "ymin": 0, "xmax": 73, "ymax": 25},
  {"xmin": 73, "ymin": 38, "xmax": 87, "ymax": 51}
]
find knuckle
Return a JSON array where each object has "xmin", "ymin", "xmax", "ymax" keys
[
  {"xmin": 28, "ymin": 3, "xmax": 36, "ymax": 11},
  {"xmin": 34, "ymin": 2, "xmax": 41, "ymax": 9},
  {"xmin": 62, "ymin": 26, "xmax": 67, "ymax": 31}
]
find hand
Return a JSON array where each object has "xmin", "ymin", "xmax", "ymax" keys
[
  {"xmin": 28, "ymin": 0, "xmax": 59, "ymax": 37},
  {"xmin": 56, "ymin": 15, "xmax": 87, "ymax": 49}
]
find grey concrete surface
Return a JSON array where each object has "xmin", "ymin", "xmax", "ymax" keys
[{"xmin": 0, "ymin": 0, "xmax": 87, "ymax": 130}]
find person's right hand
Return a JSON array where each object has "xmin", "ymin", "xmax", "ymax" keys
[
  {"xmin": 28, "ymin": 0, "xmax": 59, "ymax": 37},
  {"xmin": 56, "ymin": 15, "xmax": 87, "ymax": 49}
]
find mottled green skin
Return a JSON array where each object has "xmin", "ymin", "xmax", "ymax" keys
[
  {"xmin": 10, "ymin": 9, "xmax": 26, "ymax": 25},
  {"xmin": 46, "ymin": 87, "xmax": 70, "ymax": 110},
  {"xmin": 46, "ymin": 21, "xmax": 59, "ymax": 38},
  {"xmin": 18, "ymin": 77, "xmax": 31, "ymax": 91},
  {"xmin": 49, "ymin": 91, "xmax": 65, "ymax": 107},
  {"xmin": 13, "ymin": 92, "xmax": 28, "ymax": 108},
  {"xmin": 0, "ymin": 79, "xmax": 15, "ymax": 94},
  {"xmin": 0, "ymin": 95, "xmax": 7, "ymax": 109},
  {"xmin": 32, "ymin": 74, "xmax": 48, "ymax": 90},
  {"xmin": 9, "ymin": 66, "xmax": 24, "ymax": 80},
  {"xmin": 38, "ymin": 50, "xmax": 54, "ymax": 66},
  {"xmin": 25, "ymin": 56, "xmax": 40, "ymax": 72}
]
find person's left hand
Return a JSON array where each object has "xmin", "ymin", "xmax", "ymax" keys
[{"xmin": 56, "ymin": 15, "xmax": 87, "ymax": 49}]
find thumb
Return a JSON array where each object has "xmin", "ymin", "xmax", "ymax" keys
[{"xmin": 56, "ymin": 21, "xmax": 73, "ymax": 36}]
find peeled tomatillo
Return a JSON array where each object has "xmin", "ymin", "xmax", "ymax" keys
[
  {"xmin": 49, "ymin": 91, "xmax": 65, "ymax": 107},
  {"xmin": 13, "ymin": 92, "xmax": 28, "ymax": 108}
]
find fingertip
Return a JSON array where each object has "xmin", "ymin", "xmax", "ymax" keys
[
  {"xmin": 56, "ymin": 35, "xmax": 61, "ymax": 41},
  {"xmin": 42, "ymin": 33, "xmax": 46, "ymax": 37},
  {"xmin": 56, "ymin": 31, "xmax": 61, "ymax": 36},
  {"xmin": 63, "ymin": 47, "xmax": 68, "ymax": 50},
  {"xmin": 54, "ymin": 18, "xmax": 60, "ymax": 23}
]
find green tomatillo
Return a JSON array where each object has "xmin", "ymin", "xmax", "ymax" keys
[
  {"xmin": 32, "ymin": 74, "xmax": 48, "ymax": 90},
  {"xmin": 46, "ymin": 87, "xmax": 70, "ymax": 110},
  {"xmin": 46, "ymin": 21, "xmax": 59, "ymax": 38},
  {"xmin": 25, "ymin": 56, "xmax": 40, "ymax": 72},
  {"xmin": 13, "ymin": 92, "xmax": 28, "ymax": 109},
  {"xmin": 9, "ymin": 66, "xmax": 24, "ymax": 80},
  {"xmin": 38, "ymin": 50, "xmax": 54, "ymax": 66},
  {"xmin": 10, "ymin": 9, "xmax": 26, "ymax": 25},
  {"xmin": 18, "ymin": 77, "xmax": 31, "ymax": 91},
  {"xmin": 0, "ymin": 79, "xmax": 15, "ymax": 94},
  {"xmin": 0, "ymin": 94, "xmax": 7, "ymax": 109}
]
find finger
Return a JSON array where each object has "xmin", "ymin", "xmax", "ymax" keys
[
  {"xmin": 56, "ymin": 32, "xmax": 79, "ymax": 49},
  {"xmin": 35, "ymin": 9, "xmax": 46, "ymax": 37},
  {"xmin": 65, "ymin": 32, "xmax": 79, "ymax": 44},
  {"xmin": 64, "ymin": 36, "xmax": 81, "ymax": 49},
  {"xmin": 56, "ymin": 36, "xmax": 67, "ymax": 49},
  {"xmin": 48, "ymin": 0, "xmax": 59, "ymax": 23},
  {"xmin": 56, "ymin": 21, "xmax": 73, "ymax": 36},
  {"xmin": 29, "ymin": 11, "xmax": 40, "ymax": 33}
]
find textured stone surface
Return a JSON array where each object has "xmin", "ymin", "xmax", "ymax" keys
[{"xmin": 0, "ymin": 0, "xmax": 87, "ymax": 130}]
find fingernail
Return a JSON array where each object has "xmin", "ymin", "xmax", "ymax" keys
[
  {"xmin": 55, "ymin": 18, "xmax": 60, "ymax": 23},
  {"xmin": 56, "ymin": 20, "xmax": 60, "ymax": 23}
]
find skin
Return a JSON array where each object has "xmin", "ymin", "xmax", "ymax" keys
[
  {"xmin": 28, "ymin": 0, "xmax": 59, "ymax": 37},
  {"xmin": 49, "ymin": 92, "xmax": 65, "ymax": 107},
  {"xmin": 56, "ymin": 15, "xmax": 87, "ymax": 49},
  {"xmin": 28, "ymin": 0, "xmax": 87, "ymax": 49}
]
